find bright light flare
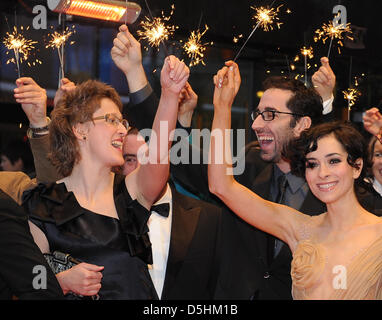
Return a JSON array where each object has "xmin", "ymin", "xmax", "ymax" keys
[
  {"xmin": 137, "ymin": 4, "xmax": 178, "ymax": 50},
  {"xmin": 314, "ymin": 20, "xmax": 353, "ymax": 54},
  {"xmin": 3, "ymin": 26, "xmax": 37, "ymax": 66},
  {"xmin": 343, "ymin": 88, "xmax": 361, "ymax": 107},
  {"xmin": 183, "ymin": 25, "xmax": 212, "ymax": 67},
  {"xmin": 251, "ymin": 5, "xmax": 283, "ymax": 31}
]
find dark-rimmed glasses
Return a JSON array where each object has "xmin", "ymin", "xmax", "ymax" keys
[
  {"xmin": 92, "ymin": 113, "xmax": 129, "ymax": 130},
  {"xmin": 251, "ymin": 109, "xmax": 304, "ymax": 121}
]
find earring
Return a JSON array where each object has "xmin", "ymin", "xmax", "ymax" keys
[{"xmin": 83, "ymin": 136, "xmax": 87, "ymax": 140}]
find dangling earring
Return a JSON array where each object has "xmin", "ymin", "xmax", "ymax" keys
[{"xmin": 83, "ymin": 136, "xmax": 87, "ymax": 140}]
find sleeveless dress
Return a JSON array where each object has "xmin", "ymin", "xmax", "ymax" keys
[
  {"xmin": 22, "ymin": 176, "xmax": 158, "ymax": 300},
  {"xmin": 291, "ymin": 216, "xmax": 382, "ymax": 300}
]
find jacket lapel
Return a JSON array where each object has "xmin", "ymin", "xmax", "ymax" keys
[
  {"xmin": 250, "ymin": 164, "xmax": 273, "ymax": 267},
  {"xmin": 161, "ymin": 187, "xmax": 201, "ymax": 299}
]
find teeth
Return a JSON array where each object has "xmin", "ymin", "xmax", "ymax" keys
[
  {"xmin": 318, "ymin": 183, "xmax": 336, "ymax": 189},
  {"xmin": 258, "ymin": 136, "xmax": 274, "ymax": 141},
  {"xmin": 111, "ymin": 141, "xmax": 122, "ymax": 148}
]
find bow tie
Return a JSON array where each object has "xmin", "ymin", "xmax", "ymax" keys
[{"xmin": 151, "ymin": 203, "xmax": 170, "ymax": 217}]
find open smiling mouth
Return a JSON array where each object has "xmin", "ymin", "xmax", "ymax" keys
[
  {"xmin": 111, "ymin": 140, "xmax": 123, "ymax": 150},
  {"xmin": 317, "ymin": 182, "xmax": 338, "ymax": 191},
  {"xmin": 257, "ymin": 135, "xmax": 274, "ymax": 147}
]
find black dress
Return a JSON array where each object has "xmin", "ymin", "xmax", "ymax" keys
[{"xmin": 22, "ymin": 175, "xmax": 158, "ymax": 300}]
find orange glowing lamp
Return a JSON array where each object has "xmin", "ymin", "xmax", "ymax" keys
[{"xmin": 47, "ymin": 0, "xmax": 141, "ymax": 23}]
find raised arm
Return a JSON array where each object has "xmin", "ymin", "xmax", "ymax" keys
[
  {"xmin": 13, "ymin": 77, "xmax": 63, "ymax": 183},
  {"xmin": 312, "ymin": 57, "xmax": 336, "ymax": 115},
  {"xmin": 177, "ymin": 82, "xmax": 198, "ymax": 128},
  {"xmin": 207, "ymin": 62, "xmax": 304, "ymax": 249},
  {"xmin": 126, "ymin": 56, "xmax": 189, "ymax": 208}
]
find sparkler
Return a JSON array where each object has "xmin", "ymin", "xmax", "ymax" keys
[
  {"xmin": 45, "ymin": 26, "xmax": 75, "ymax": 79},
  {"xmin": 343, "ymin": 88, "xmax": 361, "ymax": 120},
  {"xmin": 3, "ymin": 26, "xmax": 39, "ymax": 78},
  {"xmin": 233, "ymin": 2, "xmax": 283, "ymax": 62},
  {"xmin": 314, "ymin": 19, "xmax": 353, "ymax": 58},
  {"xmin": 137, "ymin": 4, "xmax": 177, "ymax": 53},
  {"xmin": 182, "ymin": 25, "xmax": 212, "ymax": 67},
  {"xmin": 300, "ymin": 46, "xmax": 313, "ymax": 86}
]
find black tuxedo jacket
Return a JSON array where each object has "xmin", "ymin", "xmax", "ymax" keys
[
  {"xmin": 0, "ymin": 189, "xmax": 64, "ymax": 300},
  {"xmin": 161, "ymin": 184, "xmax": 223, "ymax": 300}
]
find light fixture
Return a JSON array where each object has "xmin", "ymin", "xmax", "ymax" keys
[{"xmin": 47, "ymin": 0, "xmax": 141, "ymax": 24}]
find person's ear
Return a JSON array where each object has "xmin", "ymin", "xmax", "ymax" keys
[
  {"xmin": 353, "ymin": 158, "xmax": 363, "ymax": 179},
  {"xmin": 72, "ymin": 122, "xmax": 89, "ymax": 141},
  {"xmin": 293, "ymin": 116, "xmax": 312, "ymax": 137}
]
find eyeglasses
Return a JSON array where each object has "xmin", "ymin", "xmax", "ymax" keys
[
  {"xmin": 92, "ymin": 113, "xmax": 129, "ymax": 130},
  {"xmin": 251, "ymin": 109, "xmax": 304, "ymax": 121}
]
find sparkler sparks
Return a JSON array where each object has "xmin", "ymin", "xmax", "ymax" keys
[
  {"xmin": 3, "ymin": 26, "xmax": 39, "ymax": 77},
  {"xmin": 233, "ymin": 34, "xmax": 243, "ymax": 43},
  {"xmin": 314, "ymin": 19, "xmax": 353, "ymax": 56},
  {"xmin": 300, "ymin": 46, "xmax": 314, "ymax": 59},
  {"xmin": 182, "ymin": 25, "xmax": 212, "ymax": 67},
  {"xmin": 251, "ymin": 5, "xmax": 283, "ymax": 32},
  {"xmin": 46, "ymin": 26, "xmax": 75, "ymax": 50},
  {"xmin": 233, "ymin": 2, "xmax": 285, "ymax": 62},
  {"xmin": 45, "ymin": 26, "xmax": 75, "ymax": 80},
  {"xmin": 343, "ymin": 88, "xmax": 361, "ymax": 108},
  {"xmin": 137, "ymin": 4, "xmax": 178, "ymax": 50}
]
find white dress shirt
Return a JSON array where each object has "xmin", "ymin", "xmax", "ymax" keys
[
  {"xmin": 322, "ymin": 95, "xmax": 334, "ymax": 115},
  {"xmin": 147, "ymin": 183, "xmax": 172, "ymax": 299}
]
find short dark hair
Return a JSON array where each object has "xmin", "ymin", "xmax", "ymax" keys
[
  {"xmin": 127, "ymin": 126, "xmax": 139, "ymax": 136},
  {"xmin": 1, "ymin": 139, "xmax": 34, "ymax": 174},
  {"xmin": 287, "ymin": 121, "xmax": 367, "ymax": 186},
  {"xmin": 262, "ymin": 76, "xmax": 323, "ymax": 126}
]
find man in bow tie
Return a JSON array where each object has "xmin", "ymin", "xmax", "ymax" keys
[{"xmin": 121, "ymin": 124, "xmax": 222, "ymax": 300}]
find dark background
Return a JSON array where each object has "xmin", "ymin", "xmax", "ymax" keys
[{"xmin": 0, "ymin": 0, "xmax": 381, "ymax": 147}]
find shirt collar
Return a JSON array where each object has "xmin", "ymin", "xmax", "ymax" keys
[
  {"xmin": 273, "ymin": 165, "xmax": 307, "ymax": 194},
  {"xmin": 373, "ymin": 179, "xmax": 382, "ymax": 196},
  {"xmin": 153, "ymin": 183, "xmax": 172, "ymax": 206}
]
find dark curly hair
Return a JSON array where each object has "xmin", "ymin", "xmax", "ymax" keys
[
  {"xmin": 286, "ymin": 121, "xmax": 367, "ymax": 186},
  {"xmin": 262, "ymin": 76, "xmax": 324, "ymax": 127},
  {"xmin": 49, "ymin": 80, "xmax": 122, "ymax": 177}
]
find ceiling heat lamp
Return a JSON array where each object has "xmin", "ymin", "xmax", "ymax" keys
[{"xmin": 47, "ymin": 0, "xmax": 141, "ymax": 24}]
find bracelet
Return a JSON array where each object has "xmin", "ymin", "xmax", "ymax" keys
[{"xmin": 27, "ymin": 117, "xmax": 51, "ymax": 139}]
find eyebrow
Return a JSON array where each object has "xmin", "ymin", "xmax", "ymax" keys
[
  {"xmin": 306, "ymin": 152, "xmax": 343, "ymax": 160},
  {"xmin": 263, "ymin": 106, "xmax": 278, "ymax": 111}
]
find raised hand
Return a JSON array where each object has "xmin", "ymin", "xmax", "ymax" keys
[
  {"xmin": 363, "ymin": 107, "xmax": 382, "ymax": 136},
  {"xmin": 178, "ymin": 82, "xmax": 198, "ymax": 127},
  {"xmin": 56, "ymin": 262, "xmax": 104, "ymax": 297},
  {"xmin": 54, "ymin": 78, "xmax": 76, "ymax": 108},
  {"xmin": 160, "ymin": 55, "xmax": 190, "ymax": 96},
  {"xmin": 312, "ymin": 57, "xmax": 336, "ymax": 101},
  {"xmin": 213, "ymin": 61, "xmax": 241, "ymax": 109},
  {"xmin": 111, "ymin": 24, "xmax": 142, "ymax": 75},
  {"xmin": 111, "ymin": 24, "xmax": 147, "ymax": 92},
  {"xmin": 14, "ymin": 77, "xmax": 47, "ymax": 128}
]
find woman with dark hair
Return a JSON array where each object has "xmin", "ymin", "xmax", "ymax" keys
[
  {"xmin": 21, "ymin": 55, "xmax": 189, "ymax": 299},
  {"xmin": 208, "ymin": 63, "xmax": 382, "ymax": 299}
]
